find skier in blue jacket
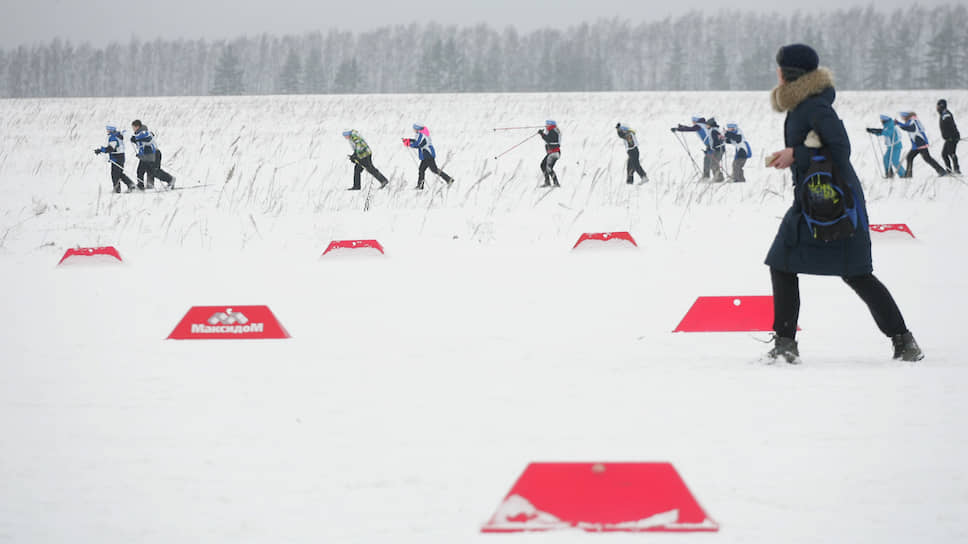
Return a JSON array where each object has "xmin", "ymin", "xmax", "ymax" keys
[
  {"xmin": 671, "ymin": 117, "xmax": 725, "ymax": 181},
  {"xmin": 723, "ymin": 123, "xmax": 751, "ymax": 182},
  {"xmin": 896, "ymin": 112, "xmax": 947, "ymax": 177},
  {"xmin": 130, "ymin": 119, "xmax": 176, "ymax": 189},
  {"xmin": 865, "ymin": 115, "xmax": 906, "ymax": 178},
  {"xmin": 403, "ymin": 124, "xmax": 453, "ymax": 190},
  {"xmin": 93, "ymin": 125, "xmax": 136, "ymax": 193}
]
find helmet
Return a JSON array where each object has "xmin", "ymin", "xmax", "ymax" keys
[
  {"xmin": 726, "ymin": 123, "xmax": 738, "ymax": 131},
  {"xmin": 691, "ymin": 116, "xmax": 705, "ymax": 124},
  {"xmin": 105, "ymin": 125, "xmax": 117, "ymax": 133},
  {"xmin": 938, "ymin": 99, "xmax": 947, "ymax": 109},
  {"xmin": 545, "ymin": 120, "xmax": 556, "ymax": 127},
  {"xmin": 342, "ymin": 130, "xmax": 354, "ymax": 138},
  {"xmin": 879, "ymin": 114, "xmax": 891, "ymax": 123}
]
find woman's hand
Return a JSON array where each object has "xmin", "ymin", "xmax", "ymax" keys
[{"xmin": 767, "ymin": 147, "xmax": 795, "ymax": 169}]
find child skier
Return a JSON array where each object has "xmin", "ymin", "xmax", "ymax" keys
[
  {"xmin": 343, "ymin": 129, "xmax": 389, "ymax": 190},
  {"xmin": 615, "ymin": 123, "xmax": 648, "ymax": 184},
  {"xmin": 93, "ymin": 125, "xmax": 136, "ymax": 193},
  {"xmin": 723, "ymin": 123, "xmax": 751, "ymax": 182},
  {"xmin": 403, "ymin": 124, "xmax": 453, "ymax": 190},
  {"xmin": 538, "ymin": 120, "xmax": 561, "ymax": 187},
  {"xmin": 865, "ymin": 115, "xmax": 906, "ymax": 178},
  {"xmin": 896, "ymin": 112, "xmax": 947, "ymax": 177},
  {"xmin": 130, "ymin": 119, "xmax": 176, "ymax": 189},
  {"xmin": 672, "ymin": 117, "xmax": 725, "ymax": 181}
]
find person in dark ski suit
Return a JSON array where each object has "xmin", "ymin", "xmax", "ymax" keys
[
  {"xmin": 865, "ymin": 115, "xmax": 906, "ymax": 178},
  {"xmin": 403, "ymin": 123, "xmax": 453, "ymax": 190},
  {"xmin": 130, "ymin": 119, "xmax": 175, "ymax": 189},
  {"xmin": 343, "ymin": 130, "xmax": 389, "ymax": 190},
  {"xmin": 671, "ymin": 117, "xmax": 725, "ymax": 181},
  {"xmin": 538, "ymin": 120, "xmax": 561, "ymax": 187},
  {"xmin": 723, "ymin": 123, "xmax": 751, "ymax": 182},
  {"xmin": 937, "ymin": 99, "xmax": 961, "ymax": 175},
  {"xmin": 94, "ymin": 125, "xmax": 136, "ymax": 193},
  {"xmin": 764, "ymin": 43, "xmax": 922, "ymax": 363},
  {"xmin": 616, "ymin": 123, "xmax": 648, "ymax": 184},
  {"xmin": 895, "ymin": 111, "xmax": 947, "ymax": 177}
]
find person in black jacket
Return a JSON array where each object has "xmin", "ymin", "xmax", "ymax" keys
[
  {"xmin": 538, "ymin": 120, "xmax": 561, "ymax": 187},
  {"xmin": 616, "ymin": 123, "xmax": 648, "ymax": 184},
  {"xmin": 93, "ymin": 125, "xmax": 136, "ymax": 193},
  {"xmin": 937, "ymin": 99, "xmax": 961, "ymax": 175},
  {"xmin": 764, "ymin": 43, "xmax": 922, "ymax": 363}
]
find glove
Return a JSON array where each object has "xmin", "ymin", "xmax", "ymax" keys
[
  {"xmin": 537, "ymin": 129, "xmax": 544, "ymax": 135},
  {"xmin": 94, "ymin": 148, "xmax": 101, "ymax": 155},
  {"xmin": 865, "ymin": 128, "xmax": 876, "ymax": 134},
  {"xmin": 348, "ymin": 154, "xmax": 358, "ymax": 163},
  {"xmin": 130, "ymin": 136, "xmax": 136, "ymax": 143},
  {"xmin": 402, "ymin": 138, "xmax": 411, "ymax": 146},
  {"xmin": 670, "ymin": 127, "xmax": 677, "ymax": 132}
]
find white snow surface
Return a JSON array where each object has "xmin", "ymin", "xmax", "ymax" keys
[{"xmin": 1, "ymin": 91, "xmax": 967, "ymax": 543}]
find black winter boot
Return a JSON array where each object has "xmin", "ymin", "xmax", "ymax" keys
[
  {"xmin": 892, "ymin": 331, "xmax": 924, "ymax": 361},
  {"xmin": 766, "ymin": 336, "xmax": 801, "ymax": 364}
]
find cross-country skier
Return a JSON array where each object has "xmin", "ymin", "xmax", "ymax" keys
[
  {"xmin": 671, "ymin": 117, "xmax": 725, "ymax": 181},
  {"xmin": 896, "ymin": 111, "xmax": 947, "ymax": 177},
  {"xmin": 93, "ymin": 125, "xmax": 136, "ymax": 193},
  {"xmin": 723, "ymin": 123, "xmax": 751, "ymax": 182},
  {"xmin": 343, "ymin": 130, "xmax": 389, "ymax": 190},
  {"xmin": 937, "ymin": 99, "xmax": 961, "ymax": 175},
  {"xmin": 403, "ymin": 123, "xmax": 453, "ymax": 190},
  {"xmin": 615, "ymin": 123, "xmax": 648, "ymax": 184},
  {"xmin": 538, "ymin": 120, "xmax": 561, "ymax": 187},
  {"xmin": 865, "ymin": 115, "xmax": 906, "ymax": 178},
  {"xmin": 130, "ymin": 119, "xmax": 176, "ymax": 189}
]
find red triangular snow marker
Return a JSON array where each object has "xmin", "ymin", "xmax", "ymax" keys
[
  {"xmin": 57, "ymin": 246, "xmax": 123, "ymax": 266},
  {"xmin": 168, "ymin": 305, "xmax": 290, "ymax": 339},
  {"xmin": 674, "ymin": 295, "xmax": 789, "ymax": 332},
  {"xmin": 482, "ymin": 462, "xmax": 718, "ymax": 533},
  {"xmin": 572, "ymin": 231, "xmax": 637, "ymax": 249},
  {"xmin": 322, "ymin": 239, "xmax": 385, "ymax": 255},
  {"xmin": 869, "ymin": 224, "xmax": 915, "ymax": 238}
]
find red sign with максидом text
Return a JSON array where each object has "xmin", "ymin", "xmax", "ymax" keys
[{"xmin": 167, "ymin": 305, "xmax": 290, "ymax": 339}]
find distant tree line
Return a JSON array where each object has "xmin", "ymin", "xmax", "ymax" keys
[{"xmin": 0, "ymin": 5, "xmax": 965, "ymax": 98}]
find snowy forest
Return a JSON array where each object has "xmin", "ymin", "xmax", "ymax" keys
[{"xmin": 1, "ymin": 5, "xmax": 965, "ymax": 98}]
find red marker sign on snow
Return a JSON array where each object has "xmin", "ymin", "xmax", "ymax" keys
[
  {"xmin": 57, "ymin": 246, "xmax": 123, "ymax": 266},
  {"xmin": 168, "ymin": 306, "xmax": 290, "ymax": 340},
  {"xmin": 481, "ymin": 462, "xmax": 718, "ymax": 533},
  {"xmin": 674, "ymin": 295, "xmax": 787, "ymax": 332},
  {"xmin": 870, "ymin": 223, "xmax": 915, "ymax": 238},
  {"xmin": 322, "ymin": 239, "xmax": 385, "ymax": 256},
  {"xmin": 572, "ymin": 232, "xmax": 637, "ymax": 249}
]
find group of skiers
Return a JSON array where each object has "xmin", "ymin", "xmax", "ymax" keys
[
  {"xmin": 94, "ymin": 101, "xmax": 959, "ymax": 194},
  {"xmin": 866, "ymin": 100, "xmax": 961, "ymax": 178},
  {"xmin": 93, "ymin": 120, "xmax": 175, "ymax": 193}
]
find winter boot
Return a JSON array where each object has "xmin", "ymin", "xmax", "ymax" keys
[
  {"xmin": 168, "ymin": 176, "xmax": 176, "ymax": 189},
  {"xmin": 136, "ymin": 181, "xmax": 145, "ymax": 191},
  {"xmin": 892, "ymin": 331, "xmax": 924, "ymax": 361},
  {"xmin": 766, "ymin": 336, "xmax": 801, "ymax": 364},
  {"xmin": 113, "ymin": 181, "xmax": 122, "ymax": 193},
  {"xmin": 415, "ymin": 181, "xmax": 425, "ymax": 190},
  {"xmin": 379, "ymin": 180, "xmax": 389, "ymax": 189}
]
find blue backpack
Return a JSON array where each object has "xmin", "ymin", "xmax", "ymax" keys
[{"xmin": 800, "ymin": 149, "xmax": 858, "ymax": 242}]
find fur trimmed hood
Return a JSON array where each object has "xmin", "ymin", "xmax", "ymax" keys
[{"xmin": 770, "ymin": 67, "xmax": 835, "ymax": 112}]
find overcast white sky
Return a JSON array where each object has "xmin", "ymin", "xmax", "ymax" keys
[{"xmin": 0, "ymin": 0, "xmax": 955, "ymax": 48}]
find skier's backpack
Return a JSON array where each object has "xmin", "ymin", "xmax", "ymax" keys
[{"xmin": 800, "ymin": 148, "xmax": 858, "ymax": 242}]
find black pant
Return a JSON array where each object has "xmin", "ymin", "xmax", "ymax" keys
[
  {"xmin": 540, "ymin": 152, "xmax": 560, "ymax": 185},
  {"xmin": 108, "ymin": 154, "xmax": 134, "ymax": 190},
  {"xmin": 905, "ymin": 147, "xmax": 946, "ymax": 176},
  {"xmin": 770, "ymin": 268, "xmax": 907, "ymax": 340},
  {"xmin": 732, "ymin": 149, "xmax": 748, "ymax": 182},
  {"xmin": 941, "ymin": 139, "xmax": 960, "ymax": 172},
  {"xmin": 137, "ymin": 150, "xmax": 173, "ymax": 187},
  {"xmin": 352, "ymin": 155, "xmax": 388, "ymax": 189},
  {"xmin": 417, "ymin": 156, "xmax": 452, "ymax": 187},
  {"xmin": 626, "ymin": 148, "xmax": 647, "ymax": 183},
  {"xmin": 703, "ymin": 147, "xmax": 725, "ymax": 180}
]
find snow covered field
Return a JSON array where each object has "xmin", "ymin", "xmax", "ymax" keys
[{"xmin": 1, "ymin": 90, "xmax": 967, "ymax": 543}]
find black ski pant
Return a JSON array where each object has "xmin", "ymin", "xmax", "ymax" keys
[
  {"xmin": 626, "ymin": 148, "xmax": 647, "ymax": 183},
  {"xmin": 941, "ymin": 139, "xmax": 960, "ymax": 172},
  {"xmin": 541, "ymin": 152, "xmax": 560, "ymax": 185},
  {"xmin": 137, "ymin": 150, "xmax": 174, "ymax": 187},
  {"xmin": 904, "ymin": 147, "xmax": 946, "ymax": 176},
  {"xmin": 417, "ymin": 156, "xmax": 452, "ymax": 188},
  {"xmin": 732, "ymin": 149, "xmax": 748, "ymax": 182},
  {"xmin": 108, "ymin": 154, "xmax": 134, "ymax": 191},
  {"xmin": 770, "ymin": 268, "xmax": 908, "ymax": 340},
  {"xmin": 703, "ymin": 148, "xmax": 725, "ymax": 180},
  {"xmin": 352, "ymin": 155, "xmax": 388, "ymax": 189}
]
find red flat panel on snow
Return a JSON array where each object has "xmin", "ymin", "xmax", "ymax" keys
[
  {"xmin": 322, "ymin": 239, "xmax": 385, "ymax": 255},
  {"xmin": 870, "ymin": 223, "xmax": 915, "ymax": 238},
  {"xmin": 481, "ymin": 462, "xmax": 718, "ymax": 533},
  {"xmin": 572, "ymin": 231, "xmax": 637, "ymax": 249},
  {"xmin": 168, "ymin": 306, "xmax": 290, "ymax": 340},
  {"xmin": 674, "ymin": 295, "xmax": 784, "ymax": 332},
  {"xmin": 57, "ymin": 246, "xmax": 123, "ymax": 265}
]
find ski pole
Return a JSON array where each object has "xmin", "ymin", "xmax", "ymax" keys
[
  {"xmin": 672, "ymin": 131, "xmax": 702, "ymax": 177},
  {"xmin": 492, "ymin": 126, "xmax": 545, "ymax": 131},
  {"xmin": 494, "ymin": 132, "xmax": 539, "ymax": 160},
  {"xmin": 867, "ymin": 133, "xmax": 882, "ymax": 178}
]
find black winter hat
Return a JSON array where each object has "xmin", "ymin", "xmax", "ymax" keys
[
  {"xmin": 776, "ymin": 44, "xmax": 819, "ymax": 72},
  {"xmin": 938, "ymin": 99, "xmax": 948, "ymax": 109}
]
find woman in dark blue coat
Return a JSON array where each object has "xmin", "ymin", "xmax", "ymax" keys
[{"xmin": 764, "ymin": 44, "xmax": 923, "ymax": 363}]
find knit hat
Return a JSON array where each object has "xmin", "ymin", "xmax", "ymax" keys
[
  {"xmin": 691, "ymin": 116, "xmax": 705, "ymax": 124},
  {"xmin": 105, "ymin": 125, "xmax": 117, "ymax": 133},
  {"xmin": 938, "ymin": 99, "xmax": 947, "ymax": 109},
  {"xmin": 545, "ymin": 120, "xmax": 557, "ymax": 127},
  {"xmin": 775, "ymin": 44, "xmax": 819, "ymax": 72},
  {"xmin": 879, "ymin": 114, "xmax": 891, "ymax": 123},
  {"xmin": 342, "ymin": 130, "xmax": 354, "ymax": 137}
]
